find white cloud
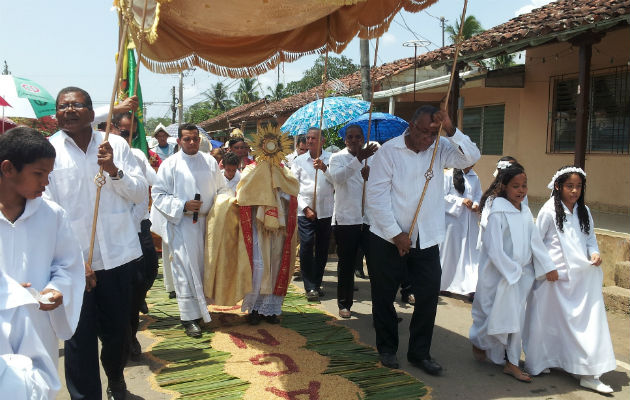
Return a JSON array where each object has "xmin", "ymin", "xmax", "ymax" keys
[
  {"xmin": 382, "ymin": 32, "xmax": 397, "ymax": 46},
  {"xmin": 515, "ymin": 0, "xmax": 555, "ymax": 16}
]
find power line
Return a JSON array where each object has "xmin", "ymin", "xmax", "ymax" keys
[{"xmin": 395, "ymin": 14, "xmax": 438, "ymax": 49}]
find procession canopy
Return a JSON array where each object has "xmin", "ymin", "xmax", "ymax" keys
[{"xmin": 117, "ymin": 0, "xmax": 438, "ymax": 77}]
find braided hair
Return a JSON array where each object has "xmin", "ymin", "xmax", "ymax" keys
[
  {"xmin": 551, "ymin": 165, "xmax": 589, "ymax": 234},
  {"xmin": 453, "ymin": 169, "xmax": 465, "ymax": 194},
  {"xmin": 480, "ymin": 162, "xmax": 525, "ymax": 213}
]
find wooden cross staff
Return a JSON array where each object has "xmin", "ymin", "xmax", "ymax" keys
[
  {"xmin": 361, "ymin": 37, "xmax": 379, "ymax": 215},
  {"xmin": 86, "ymin": 1, "xmax": 149, "ymax": 269},
  {"xmin": 407, "ymin": 0, "xmax": 468, "ymax": 241},
  {"xmin": 311, "ymin": 48, "xmax": 329, "ymax": 214}
]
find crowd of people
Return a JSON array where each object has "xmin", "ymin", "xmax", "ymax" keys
[{"xmin": 0, "ymin": 86, "xmax": 617, "ymax": 399}]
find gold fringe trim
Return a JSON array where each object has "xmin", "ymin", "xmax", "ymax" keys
[{"xmin": 136, "ymin": 0, "xmax": 437, "ymax": 77}]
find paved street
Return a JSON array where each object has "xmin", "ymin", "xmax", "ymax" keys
[{"xmin": 57, "ymin": 259, "xmax": 629, "ymax": 399}]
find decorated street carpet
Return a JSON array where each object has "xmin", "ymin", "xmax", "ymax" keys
[{"xmin": 144, "ymin": 269, "xmax": 428, "ymax": 399}]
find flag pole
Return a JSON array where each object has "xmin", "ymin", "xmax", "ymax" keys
[
  {"xmin": 407, "ymin": 0, "xmax": 468, "ymax": 241},
  {"xmin": 128, "ymin": 0, "xmax": 150, "ymax": 147},
  {"xmin": 86, "ymin": 15, "xmax": 130, "ymax": 270},
  {"xmin": 312, "ymin": 47, "xmax": 329, "ymax": 215}
]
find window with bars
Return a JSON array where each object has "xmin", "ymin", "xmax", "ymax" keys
[
  {"xmin": 549, "ymin": 66, "xmax": 629, "ymax": 154},
  {"xmin": 462, "ymin": 104, "xmax": 505, "ymax": 155}
]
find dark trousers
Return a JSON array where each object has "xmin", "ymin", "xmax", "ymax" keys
[
  {"xmin": 130, "ymin": 219, "xmax": 159, "ymax": 339},
  {"xmin": 369, "ymin": 233, "xmax": 441, "ymax": 360},
  {"xmin": 334, "ymin": 223, "xmax": 370, "ymax": 310},
  {"xmin": 298, "ymin": 216, "xmax": 332, "ymax": 292},
  {"xmin": 65, "ymin": 261, "xmax": 134, "ymax": 399}
]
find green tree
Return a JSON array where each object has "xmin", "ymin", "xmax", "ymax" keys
[
  {"xmin": 285, "ymin": 55, "xmax": 359, "ymax": 96},
  {"xmin": 184, "ymin": 101, "xmax": 222, "ymax": 124},
  {"xmin": 445, "ymin": 15, "xmax": 484, "ymax": 44},
  {"xmin": 267, "ymin": 83, "xmax": 286, "ymax": 101},
  {"xmin": 144, "ymin": 117, "xmax": 172, "ymax": 134},
  {"xmin": 233, "ymin": 78, "xmax": 260, "ymax": 105},
  {"xmin": 489, "ymin": 53, "xmax": 516, "ymax": 70},
  {"xmin": 204, "ymin": 82, "xmax": 234, "ymax": 111}
]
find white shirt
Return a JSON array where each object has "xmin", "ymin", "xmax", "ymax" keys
[
  {"xmin": 291, "ymin": 150, "xmax": 334, "ymax": 218},
  {"xmin": 45, "ymin": 130, "xmax": 147, "ymax": 270},
  {"xmin": 284, "ymin": 150, "xmax": 299, "ymax": 168},
  {"xmin": 130, "ymin": 148, "xmax": 157, "ymax": 231},
  {"xmin": 366, "ymin": 128, "xmax": 481, "ymax": 248},
  {"xmin": 329, "ymin": 148, "xmax": 372, "ymax": 225},
  {"xmin": 224, "ymin": 170, "xmax": 241, "ymax": 196}
]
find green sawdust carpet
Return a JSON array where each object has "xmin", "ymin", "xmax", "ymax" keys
[{"xmin": 145, "ymin": 268, "xmax": 428, "ymax": 399}]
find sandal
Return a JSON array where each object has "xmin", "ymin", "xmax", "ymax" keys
[{"xmin": 503, "ymin": 364, "xmax": 532, "ymax": 383}]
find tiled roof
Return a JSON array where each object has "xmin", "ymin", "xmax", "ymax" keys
[
  {"xmin": 414, "ymin": 0, "xmax": 630, "ymax": 67},
  {"xmin": 199, "ymin": 98, "xmax": 268, "ymax": 131}
]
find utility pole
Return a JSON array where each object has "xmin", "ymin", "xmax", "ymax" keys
[
  {"xmin": 440, "ymin": 17, "xmax": 445, "ymax": 47},
  {"xmin": 178, "ymin": 71, "xmax": 184, "ymax": 125},
  {"xmin": 171, "ymin": 86, "xmax": 176, "ymax": 123},
  {"xmin": 359, "ymin": 39, "xmax": 371, "ymax": 101},
  {"xmin": 2, "ymin": 60, "xmax": 9, "ymax": 75}
]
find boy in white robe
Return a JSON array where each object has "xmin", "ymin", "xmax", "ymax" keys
[
  {"xmin": 469, "ymin": 162, "xmax": 556, "ymax": 382},
  {"xmin": 222, "ymin": 152, "xmax": 241, "ymax": 196},
  {"xmin": 152, "ymin": 124, "xmax": 228, "ymax": 338},
  {"xmin": 440, "ymin": 167, "xmax": 482, "ymax": 298},
  {"xmin": 0, "ymin": 270, "xmax": 59, "ymax": 399},
  {"xmin": 0, "ymin": 128, "xmax": 84, "ymax": 392},
  {"xmin": 524, "ymin": 166, "xmax": 616, "ymax": 394}
]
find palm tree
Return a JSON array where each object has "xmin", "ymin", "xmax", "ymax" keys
[
  {"xmin": 233, "ymin": 78, "xmax": 260, "ymax": 105},
  {"xmin": 267, "ymin": 83, "xmax": 286, "ymax": 101},
  {"xmin": 490, "ymin": 53, "xmax": 516, "ymax": 70},
  {"xmin": 445, "ymin": 15, "xmax": 484, "ymax": 44},
  {"xmin": 204, "ymin": 82, "xmax": 233, "ymax": 111}
]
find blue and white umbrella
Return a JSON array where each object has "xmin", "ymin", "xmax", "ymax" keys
[
  {"xmin": 338, "ymin": 112, "xmax": 408, "ymax": 143},
  {"xmin": 281, "ymin": 96, "xmax": 370, "ymax": 136}
]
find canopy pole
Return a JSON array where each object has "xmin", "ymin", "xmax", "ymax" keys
[
  {"xmin": 86, "ymin": 17, "xmax": 130, "ymax": 270},
  {"xmin": 361, "ymin": 37, "xmax": 379, "ymax": 216},
  {"xmin": 128, "ymin": 0, "xmax": 150, "ymax": 146},
  {"xmin": 312, "ymin": 47, "xmax": 329, "ymax": 214},
  {"xmin": 408, "ymin": 0, "xmax": 468, "ymax": 241}
]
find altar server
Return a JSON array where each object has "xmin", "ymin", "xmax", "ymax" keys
[{"xmin": 523, "ymin": 166, "xmax": 616, "ymax": 394}]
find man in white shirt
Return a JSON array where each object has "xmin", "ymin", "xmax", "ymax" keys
[
  {"xmin": 329, "ymin": 125, "xmax": 377, "ymax": 318},
  {"xmin": 284, "ymin": 135, "xmax": 307, "ymax": 168},
  {"xmin": 152, "ymin": 124, "xmax": 228, "ymax": 338},
  {"xmin": 45, "ymin": 87, "xmax": 148, "ymax": 400},
  {"xmin": 366, "ymin": 105, "xmax": 480, "ymax": 373},
  {"xmin": 290, "ymin": 128, "xmax": 334, "ymax": 301}
]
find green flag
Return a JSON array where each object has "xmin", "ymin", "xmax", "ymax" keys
[{"xmin": 125, "ymin": 46, "xmax": 148, "ymax": 156}]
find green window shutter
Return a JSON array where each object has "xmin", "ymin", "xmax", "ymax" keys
[
  {"xmin": 463, "ymin": 107, "xmax": 482, "ymax": 148},
  {"xmin": 481, "ymin": 105, "xmax": 505, "ymax": 155}
]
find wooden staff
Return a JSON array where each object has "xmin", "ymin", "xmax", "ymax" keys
[
  {"xmin": 128, "ymin": 0, "xmax": 150, "ymax": 146},
  {"xmin": 86, "ymin": 18, "xmax": 130, "ymax": 269},
  {"xmin": 361, "ymin": 37, "xmax": 379, "ymax": 215},
  {"xmin": 311, "ymin": 48, "xmax": 329, "ymax": 214},
  {"xmin": 407, "ymin": 0, "xmax": 468, "ymax": 240}
]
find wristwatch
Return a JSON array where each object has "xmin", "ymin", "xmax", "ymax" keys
[{"xmin": 111, "ymin": 169, "xmax": 124, "ymax": 180}]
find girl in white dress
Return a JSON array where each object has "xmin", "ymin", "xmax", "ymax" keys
[
  {"xmin": 524, "ymin": 166, "xmax": 616, "ymax": 394},
  {"xmin": 440, "ymin": 166, "xmax": 482, "ymax": 299},
  {"xmin": 469, "ymin": 162, "xmax": 556, "ymax": 382}
]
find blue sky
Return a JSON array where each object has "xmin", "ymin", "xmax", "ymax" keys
[{"xmin": 0, "ymin": 0, "xmax": 552, "ymax": 120}]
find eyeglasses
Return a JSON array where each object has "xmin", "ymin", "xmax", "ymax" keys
[{"xmin": 57, "ymin": 102, "xmax": 89, "ymax": 111}]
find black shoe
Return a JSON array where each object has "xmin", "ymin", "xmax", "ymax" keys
[
  {"xmin": 306, "ymin": 290, "xmax": 319, "ymax": 301},
  {"xmin": 247, "ymin": 310, "xmax": 262, "ymax": 325},
  {"xmin": 409, "ymin": 356, "xmax": 443, "ymax": 375},
  {"xmin": 317, "ymin": 288, "xmax": 325, "ymax": 297},
  {"xmin": 354, "ymin": 269, "xmax": 366, "ymax": 279},
  {"xmin": 168, "ymin": 291, "xmax": 176, "ymax": 299},
  {"xmin": 139, "ymin": 300, "xmax": 149, "ymax": 314},
  {"xmin": 106, "ymin": 378, "xmax": 127, "ymax": 400},
  {"xmin": 401, "ymin": 293, "xmax": 416, "ymax": 305},
  {"xmin": 379, "ymin": 353, "xmax": 399, "ymax": 369},
  {"xmin": 129, "ymin": 337, "xmax": 141, "ymax": 361},
  {"xmin": 264, "ymin": 314, "xmax": 281, "ymax": 324},
  {"xmin": 181, "ymin": 320, "xmax": 202, "ymax": 338}
]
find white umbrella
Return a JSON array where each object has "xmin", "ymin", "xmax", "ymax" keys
[{"xmin": 0, "ymin": 75, "xmax": 56, "ymax": 119}]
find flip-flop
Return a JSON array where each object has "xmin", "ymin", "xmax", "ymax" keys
[{"xmin": 503, "ymin": 366, "xmax": 532, "ymax": 383}]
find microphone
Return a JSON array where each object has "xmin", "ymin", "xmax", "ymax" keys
[{"xmin": 192, "ymin": 193, "xmax": 200, "ymax": 224}]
